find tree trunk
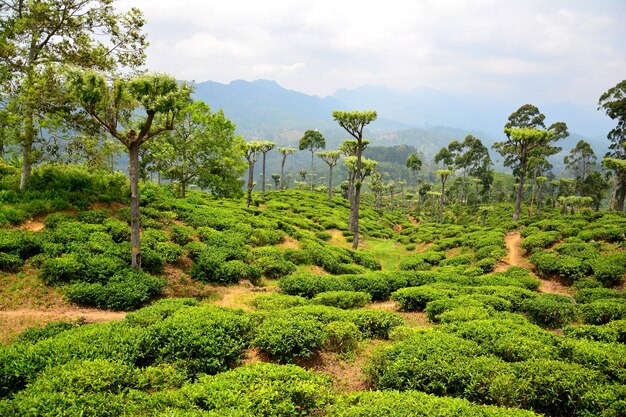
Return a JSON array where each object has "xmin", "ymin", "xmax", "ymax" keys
[
  {"xmin": 617, "ymin": 175, "xmax": 626, "ymax": 212},
  {"xmin": 128, "ymin": 142, "xmax": 142, "ymax": 269},
  {"xmin": 348, "ymin": 171, "xmax": 355, "ymax": 231},
  {"xmin": 180, "ymin": 178, "xmax": 187, "ymax": 198},
  {"xmin": 246, "ymin": 160, "xmax": 254, "ymax": 208},
  {"xmin": 327, "ymin": 165, "xmax": 333, "ymax": 201},
  {"xmin": 513, "ymin": 161, "xmax": 526, "ymax": 222},
  {"xmin": 19, "ymin": 108, "xmax": 35, "ymax": 190},
  {"xmin": 440, "ymin": 179, "xmax": 445, "ymax": 224},
  {"xmin": 537, "ymin": 184, "xmax": 544, "ymax": 217},
  {"xmin": 262, "ymin": 153, "xmax": 267, "ymax": 197},
  {"xmin": 310, "ymin": 151, "xmax": 315, "ymax": 191},
  {"xmin": 280, "ymin": 156, "xmax": 286, "ymax": 190},
  {"xmin": 352, "ymin": 145, "xmax": 363, "ymax": 250}
]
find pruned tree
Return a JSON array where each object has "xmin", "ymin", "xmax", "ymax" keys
[
  {"xmin": 271, "ymin": 173, "xmax": 281, "ymax": 189},
  {"xmin": 0, "ymin": 0, "xmax": 147, "ymax": 189},
  {"xmin": 333, "ymin": 110, "xmax": 377, "ymax": 250},
  {"xmin": 493, "ymin": 104, "xmax": 568, "ymax": 221},
  {"xmin": 598, "ymin": 80, "xmax": 626, "ymax": 211},
  {"xmin": 256, "ymin": 141, "xmax": 275, "ymax": 197},
  {"xmin": 299, "ymin": 130, "xmax": 326, "ymax": 191},
  {"xmin": 278, "ymin": 147, "xmax": 296, "ymax": 190},
  {"xmin": 245, "ymin": 141, "xmax": 264, "ymax": 207},
  {"xmin": 68, "ymin": 70, "xmax": 191, "ymax": 269},
  {"xmin": 435, "ymin": 169, "xmax": 452, "ymax": 223},
  {"xmin": 405, "ymin": 153, "xmax": 422, "ymax": 185},
  {"xmin": 317, "ymin": 150, "xmax": 342, "ymax": 201}
]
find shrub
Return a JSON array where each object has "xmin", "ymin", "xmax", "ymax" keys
[
  {"xmin": 580, "ymin": 300, "xmax": 626, "ymax": 325},
  {"xmin": 324, "ymin": 321, "xmax": 360, "ymax": 355},
  {"xmin": 440, "ymin": 254, "xmax": 473, "ymax": 267},
  {"xmin": 522, "ymin": 294, "xmax": 578, "ymax": 328},
  {"xmin": 391, "ymin": 286, "xmax": 456, "ymax": 312},
  {"xmin": 520, "ymin": 231, "xmax": 560, "ymax": 253},
  {"xmin": 436, "ymin": 306, "xmax": 494, "ymax": 323},
  {"xmin": 40, "ymin": 254, "xmax": 85, "ymax": 285},
  {"xmin": 168, "ymin": 224, "xmax": 194, "ymax": 245},
  {"xmin": 16, "ymin": 321, "xmax": 80, "ymax": 345},
  {"xmin": 574, "ymin": 288, "xmax": 623, "ymax": 304},
  {"xmin": 124, "ymin": 298, "xmax": 199, "ymax": 327},
  {"xmin": 346, "ymin": 272, "xmax": 412, "ymax": 301},
  {"xmin": 253, "ymin": 255, "xmax": 297, "ymax": 279},
  {"xmin": 164, "ymin": 363, "xmax": 332, "ymax": 416},
  {"xmin": 249, "ymin": 293, "xmax": 308, "ymax": 311},
  {"xmin": 475, "ymin": 257, "xmax": 497, "ymax": 273},
  {"xmin": 342, "ymin": 309, "xmax": 404, "ymax": 339},
  {"xmin": 315, "ymin": 231, "xmax": 332, "ymax": 241},
  {"xmin": 279, "ymin": 272, "xmax": 353, "ymax": 298},
  {"xmin": 0, "ymin": 252, "xmax": 23, "ymax": 272},
  {"xmin": 563, "ymin": 324, "xmax": 619, "ymax": 343},
  {"xmin": 103, "ymin": 218, "xmax": 130, "ymax": 243},
  {"xmin": 591, "ymin": 256, "xmax": 626, "ymax": 287},
  {"xmin": 311, "ymin": 291, "xmax": 372, "ymax": 309},
  {"xmin": 350, "ymin": 251, "xmax": 382, "ymax": 270},
  {"xmin": 254, "ymin": 317, "xmax": 326, "ymax": 362}
]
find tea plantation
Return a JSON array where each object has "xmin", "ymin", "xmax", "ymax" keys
[{"xmin": 1, "ymin": 165, "xmax": 626, "ymax": 416}]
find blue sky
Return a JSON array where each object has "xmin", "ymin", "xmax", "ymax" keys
[{"xmin": 120, "ymin": 0, "xmax": 625, "ymax": 109}]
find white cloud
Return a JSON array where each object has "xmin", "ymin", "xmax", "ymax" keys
[{"xmin": 116, "ymin": 0, "xmax": 626, "ymax": 104}]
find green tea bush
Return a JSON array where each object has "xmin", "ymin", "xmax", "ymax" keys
[
  {"xmin": 16, "ymin": 320, "xmax": 80, "ymax": 345},
  {"xmin": 574, "ymin": 288, "xmax": 623, "ymax": 304},
  {"xmin": 350, "ymin": 250, "xmax": 382, "ymax": 270},
  {"xmin": 520, "ymin": 231, "xmax": 560, "ymax": 253},
  {"xmin": 168, "ymin": 224, "xmax": 194, "ymax": 245},
  {"xmin": 346, "ymin": 272, "xmax": 413, "ymax": 301},
  {"xmin": 342, "ymin": 309, "xmax": 403, "ymax": 339},
  {"xmin": 440, "ymin": 254, "xmax": 473, "ymax": 267},
  {"xmin": 324, "ymin": 321, "xmax": 360, "ymax": 354},
  {"xmin": 125, "ymin": 298, "xmax": 199, "ymax": 327},
  {"xmin": 559, "ymin": 338, "xmax": 626, "ymax": 382},
  {"xmin": 44, "ymin": 212, "xmax": 74, "ymax": 229},
  {"xmin": 563, "ymin": 324, "xmax": 619, "ymax": 343},
  {"xmin": 475, "ymin": 257, "xmax": 497, "ymax": 273},
  {"xmin": 102, "ymin": 218, "xmax": 130, "ymax": 243},
  {"xmin": 580, "ymin": 300, "xmax": 626, "ymax": 325},
  {"xmin": 163, "ymin": 363, "xmax": 332, "ymax": 416},
  {"xmin": 436, "ymin": 305, "xmax": 494, "ymax": 323},
  {"xmin": 63, "ymin": 270, "xmax": 165, "ymax": 310},
  {"xmin": 522, "ymin": 294, "xmax": 578, "ymax": 328},
  {"xmin": 144, "ymin": 305, "xmax": 253, "ymax": 375},
  {"xmin": 469, "ymin": 286, "xmax": 537, "ymax": 311},
  {"xmin": 249, "ymin": 293, "xmax": 308, "ymax": 311},
  {"xmin": 0, "ymin": 252, "xmax": 23, "ymax": 271},
  {"xmin": 254, "ymin": 317, "xmax": 326, "ymax": 362},
  {"xmin": 530, "ymin": 251, "xmax": 587, "ymax": 281},
  {"xmin": 279, "ymin": 272, "xmax": 353, "ymax": 298},
  {"xmin": 250, "ymin": 247, "xmax": 297, "ymax": 279},
  {"xmin": 328, "ymin": 390, "xmax": 540, "ymax": 417},
  {"xmin": 399, "ymin": 251, "xmax": 445, "ymax": 271},
  {"xmin": 311, "ymin": 291, "xmax": 372, "ymax": 309},
  {"xmin": 591, "ymin": 255, "xmax": 626, "ymax": 287},
  {"xmin": 40, "ymin": 253, "xmax": 85, "ymax": 285},
  {"xmin": 391, "ymin": 286, "xmax": 457, "ymax": 312}
]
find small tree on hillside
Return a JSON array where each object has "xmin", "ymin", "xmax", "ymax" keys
[
  {"xmin": 299, "ymin": 130, "xmax": 326, "ymax": 191},
  {"xmin": 245, "ymin": 141, "xmax": 264, "ymax": 207},
  {"xmin": 333, "ymin": 110, "xmax": 377, "ymax": 250},
  {"xmin": 435, "ymin": 169, "xmax": 452, "ymax": 223},
  {"xmin": 257, "ymin": 141, "xmax": 276, "ymax": 197},
  {"xmin": 317, "ymin": 150, "xmax": 342, "ymax": 201},
  {"xmin": 406, "ymin": 153, "xmax": 422, "ymax": 185},
  {"xmin": 278, "ymin": 147, "xmax": 296, "ymax": 190},
  {"xmin": 69, "ymin": 71, "xmax": 192, "ymax": 269}
]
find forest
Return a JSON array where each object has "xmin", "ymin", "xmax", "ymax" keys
[{"xmin": 1, "ymin": 1, "xmax": 626, "ymax": 416}]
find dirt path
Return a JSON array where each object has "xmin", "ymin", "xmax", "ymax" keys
[
  {"xmin": 407, "ymin": 214, "xmax": 419, "ymax": 226},
  {"xmin": 496, "ymin": 231, "xmax": 571, "ymax": 296}
]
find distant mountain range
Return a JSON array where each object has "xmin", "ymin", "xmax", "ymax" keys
[{"xmin": 191, "ymin": 79, "xmax": 615, "ymax": 163}]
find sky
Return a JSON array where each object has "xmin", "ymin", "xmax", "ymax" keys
[{"xmin": 117, "ymin": 0, "xmax": 626, "ymax": 108}]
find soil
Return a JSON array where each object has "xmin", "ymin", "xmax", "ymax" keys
[{"xmin": 407, "ymin": 214, "xmax": 419, "ymax": 226}]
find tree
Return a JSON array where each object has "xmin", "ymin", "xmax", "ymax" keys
[
  {"xmin": 147, "ymin": 100, "xmax": 246, "ymax": 198},
  {"xmin": 369, "ymin": 170, "xmax": 385, "ymax": 209},
  {"xmin": 493, "ymin": 105, "xmax": 568, "ymax": 221},
  {"xmin": 256, "ymin": 141, "xmax": 275, "ymax": 197},
  {"xmin": 299, "ymin": 130, "xmax": 326, "ymax": 191},
  {"xmin": 405, "ymin": 153, "xmax": 422, "ymax": 185},
  {"xmin": 317, "ymin": 150, "xmax": 342, "ymax": 201},
  {"xmin": 271, "ymin": 173, "xmax": 281, "ymax": 189},
  {"xmin": 445, "ymin": 135, "xmax": 492, "ymax": 204},
  {"xmin": 564, "ymin": 140, "xmax": 597, "ymax": 197},
  {"xmin": 68, "ymin": 70, "xmax": 191, "ymax": 269},
  {"xmin": 278, "ymin": 147, "xmax": 296, "ymax": 190},
  {"xmin": 435, "ymin": 169, "xmax": 452, "ymax": 223},
  {"xmin": 434, "ymin": 147, "xmax": 454, "ymax": 168},
  {"xmin": 0, "ymin": 0, "xmax": 147, "ymax": 189},
  {"xmin": 244, "ymin": 141, "xmax": 263, "ymax": 208},
  {"xmin": 333, "ymin": 110, "xmax": 377, "ymax": 250},
  {"xmin": 598, "ymin": 80, "xmax": 626, "ymax": 211}
]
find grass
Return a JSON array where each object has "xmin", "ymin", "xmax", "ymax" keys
[{"xmin": 361, "ymin": 237, "xmax": 408, "ymax": 271}]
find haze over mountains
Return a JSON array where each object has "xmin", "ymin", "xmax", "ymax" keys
[{"xmin": 192, "ymin": 78, "xmax": 614, "ymax": 163}]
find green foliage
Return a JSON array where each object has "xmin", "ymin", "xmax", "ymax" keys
[
  {"xmin": 0, "ymin": 252, "xmax": 23, "ymax": 272},
  {"xmin": 522, "ymin": 294, "xmax": 578, "ymax": 328},
  {"xmin": 324, "ymin": 321, "xmax": 361, "ymax": 355},
  {"xmin": 311, "ymin": 291, "xmax": 372, "ymax": 309},
  {"xmin": 16, "ymin": 321, "xmax": 81, "ymax": 345},
  {"xmin": 250, "ymin": 293, "xmax": 308, "ymax": 311},
  {"xmin": 254, "ymin": 317, "xmax": 326, "ymax": 362},
  {"xmin": 580, "ymin": 300, "xmax": 626, "ymax": 325},
  {"xmin": 391, "ymin": 286, "xmax": 456, "ymax": 312}
]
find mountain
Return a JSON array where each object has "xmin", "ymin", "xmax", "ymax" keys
[{"xmin": 192, "ymin": 79, "xmax": 613, "ymax": 160}]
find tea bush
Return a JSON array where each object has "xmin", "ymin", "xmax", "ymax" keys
[
  {"xmin": 580, "ymin": 300, "xmax": 626, "ymax": 325},
  {"xmin": 254, "ymin": 317, "xmax": 326, "ymax": 362},
  {"xmin": 391, "ymin": 286, "xmax": 457, "ymax": 312},
  {"xmin": 522, "ymin": 294, "xmax": 578, "ymax": 328},
  {"xmin": 311, "ymin": 291, "xmax": 372, "ymax": 309},
  {"xmin": 249, "ymin": 293, "xmax": 308, "ymax": 311},
  {"xmin": 324, "ymin": 320, "xmax": 360, "ymax": 354}
]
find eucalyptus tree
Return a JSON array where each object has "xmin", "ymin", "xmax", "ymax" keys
[
  {"xmin": 271, "ymin": 174, "xmax": 281, "ymax": 189},
  {"xmin": 369, "ymin": 170, "xmax": 385, "ymax": 209},
  {"xmin": 256, "ymin": 141, "xmax": 275, "ymax": 197},
  {"xmin": 339, "ymin": 138, "xmax": 370, "ymax": 231},
  {"xmin": 244, "ymin": 141, "xmax": 264, "ymax": 207},
  {"xmin": 564, "ymin": 140, "xmax": 596, "ymax": 183},
  {"xmin": 0, "ymin": 0, "xmax": 147, "ymax": 189},
  {"xmin": 278, "ymin": 147, "xmax": 296, "ymax": 190},
  {"xmin": 598, "ymin": 80, "xmax": 626, "ymax": 211},
  {"xmin": 435, "ymin": 169, "xmax": 452, "ymax": 223},
  {"xmin": 299, "ymin": 130, "xmax": 326, "ymax": 191},
  {"xmin": 493, "ymin": 104, "xmax": 568, "ymax": 221},
  {"xmin": 405, "ymin": 153, "xmax": 422, "ymax": 185},
  {"xmin": 68, "ymin": 71, "xmax": 192, "ymax": 269},
  {"xmin": 146, "ymin": 101, "xmax": 246, "ymax": 198},
  {"xmin": 316, "ymin": 150, "xmax": 342, "ymax": 201},
  {"xmin": 442, "ymin": 135, "xmax": 492, "ymax": 204},
  {"xmin": 333, "ymin": 110, "xmax": 377, "ymax": 250}
]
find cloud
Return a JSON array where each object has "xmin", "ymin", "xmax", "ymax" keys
[{"xmin": 116, "ymin": 0, "xmax": 626, "ymax": 105}]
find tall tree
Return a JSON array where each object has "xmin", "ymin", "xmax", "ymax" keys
[
  {"xmin": 493, "ymin": 105, "xmax": 568, "ymax": 221},
  {"xmin": 446, "ymin": 135, "xmax": 492, "ymax": 204},
  {"xmin": 317, "ymin": 150, "xmax": 342, "ymax": 201},
  {"xmin": 147, "ymin": 100, "xmax": 246, "ymax": 198},
  {"xmin": 299, "ymin": 130, "xmax": 326, "ymax": 191},
  {"xmin": 564, "ymin": 140, "xmax": 597, "ymax": 188},
  {"xmin": 435, "ymin": 169, "xmax": 452, "ymax": 223},
  {"xmin": 0, "ymin": 0, "xmax": 147, "ymax": 189},
  {"xmin": 333, "ymin": 109, "xmax": 377, "ymax": 250},
  {"xmin": 405, "ymin": 153, "xmax": 422, "ymax": 185},
  {"xmin": 278, "ymin": 147, "xmax": 296, "ymax": 190},
  {"xmin": 598, "ymin": 80, "xmax": 626, "ymax": 211},
  {"xmin": 256, "ymin": 141, "xmax": 275, "ymax": 197},
  {"xmin": 244, "ymin": 141, "xmax": 263, "ymax": 207},
  {"xmin": 68, "ymin": 71, "xmax": 191, "ymax": 269}
]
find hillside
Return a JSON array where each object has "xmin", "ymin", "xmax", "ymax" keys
[{"xmin": 1, "ymin": 164, "xmax": 626, "ymax": 416}]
